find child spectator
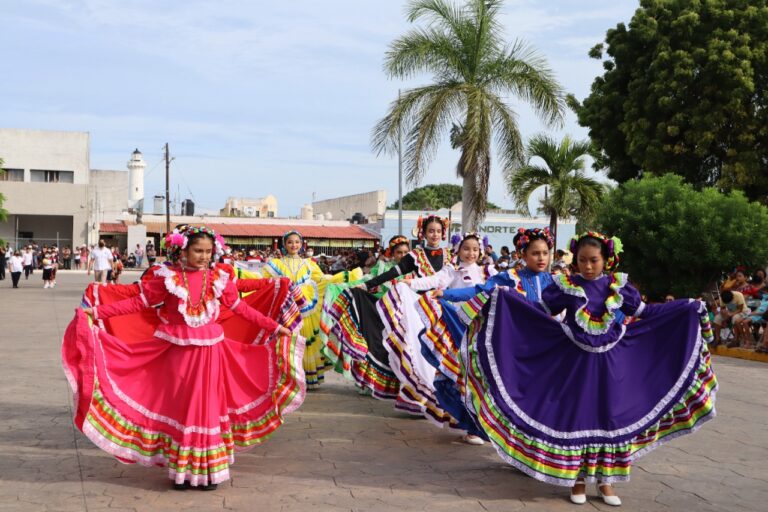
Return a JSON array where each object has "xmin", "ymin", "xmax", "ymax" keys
[
  {"xmin": 737, "ymin": 292, "xmax": 768, "ymax": 350},
  {"xmin": 713, "ymin": 290, "xmax": 750, "ymax": 347},
  {"xmin": 42, "ymin": 252, "xmax": 54, "ymax": 289}
]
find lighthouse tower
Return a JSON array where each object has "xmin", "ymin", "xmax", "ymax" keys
[{"xmin": 127, "ymin": 148, "xmax": 146, "ymax": 210}]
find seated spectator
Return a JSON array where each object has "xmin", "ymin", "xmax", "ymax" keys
[
  {"xmin": 722, "ymin": 269, "xmax": 749, "ymax": 293},
  {"xmin": 737, "ymin": 292, "xmax": 768, "ymax": 351},
  {"xmin": 713, "ymin": 290, "xmax": 750, "ymax": 347},
  {"xmin": 742, "ymin": 269, "xmax": 767, "ymax": 298}
]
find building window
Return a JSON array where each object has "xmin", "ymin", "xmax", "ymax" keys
[
  {"xmin": 0, "ymin": 168, "xmax": 24, "ymax": 182},
  {"xmin": 30, "ymin": 170, "xmax": 74, "ymax": 183},
  {"xmin": 267, "ymin": 211, "xmax": 275, "ymax": 218}
]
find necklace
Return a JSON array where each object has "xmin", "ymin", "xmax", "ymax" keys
[
  {"xmin": 182, "ymin": 268, "xmax": 208, "ymax": 314},
  {"xmin": 284, "ymin": 255, "xmax": 303, "ymax": 276}
]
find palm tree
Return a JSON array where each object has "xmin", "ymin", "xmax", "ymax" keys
[
  {"xmin": 507, "ymin": 134, "xmax": 604, "ymax": 247},
  {"xmin": 372, "ymin": 0, "xmax": 565, "ymax": 231}
]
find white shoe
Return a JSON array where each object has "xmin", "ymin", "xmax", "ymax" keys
[
  {"xmin": 461, "ymin": 434, "xmax": 485, "ymax": 446},
  {"xmin": 43, "ymin": 282, "xmax": 49, "ymax": 289},
  {"xmin": 570, "ymin": 480, "xmax": 586, "ymax": 505},
  {"xmin": 597, "ymin": 483, "xmax": 621, "ymax": 506}
]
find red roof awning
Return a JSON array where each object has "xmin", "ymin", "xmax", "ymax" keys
[{"xmin": 99, "ymin": 221, "xmax": 377, "ymax": 240}]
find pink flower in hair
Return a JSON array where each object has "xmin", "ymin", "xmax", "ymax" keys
[{"xmin": 169, "ymin": 233, "xmax": 185, "ymax": 247}]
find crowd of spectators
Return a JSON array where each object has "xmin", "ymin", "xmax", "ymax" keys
[
  {"xmin": 710, "ymin": 267, "xmax": 768, "ymax": 353},
  {"xmin": 6, "ymin": 239, "xmax": 768, "ymax": 357}
]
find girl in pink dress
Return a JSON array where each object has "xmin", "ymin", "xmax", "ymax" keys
[{"xmin": 62, "ymin": 225, "xmax": 305, "ymax": 490}]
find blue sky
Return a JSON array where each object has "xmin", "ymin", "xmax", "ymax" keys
[{"xmin": 1, "ymin": 0, "xmax": 638, "ymax": 216}]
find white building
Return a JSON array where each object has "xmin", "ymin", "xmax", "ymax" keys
[
  {"xmin": 312, "ymin": 190, "xmax": 387, "ymax": 222},
  {"xmin": 220, "ymin": 195, "xmax": 278, "ymax": 218},
  {"xmin": 0, "ymin": 128, "xmax": 133, "ymax": 249}
]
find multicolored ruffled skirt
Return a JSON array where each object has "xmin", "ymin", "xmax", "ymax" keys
[
  {"xmin": 62, "ymin": 280, "xmax": 306, "ymax": 486},
  {"xmin": 377, "ymin": 283, "xmax": 457, "ymax": 427},
  {"xmin": 321, "ymin": 286, "xmax": 400, "ymax": 399},
  {"xmin": 465, "ymin": 289, "xmax": 717, "ymax": 486}
]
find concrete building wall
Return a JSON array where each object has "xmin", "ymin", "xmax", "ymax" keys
[
  {"xmin": 0, "ymin": 128, "xmax": 90, "ymax": 184},
  {"xmin": 312, "ymin": 190, "xmax": 386, "ymax": 221},
  {"xmin": 0, "ymin": 181, "xmax": 89, "ymax": 247},
  {"xmin": 89, "ymin": 169, "xmax": 130, "ymax": 223},
  {"xmin": 0, "ymin": 128, "xmax": 93, "ymax": 248}
]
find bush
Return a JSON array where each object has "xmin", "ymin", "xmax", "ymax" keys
[{"xmin": 595, "ymin": 174, "xmax": 768, "ymax": 299}]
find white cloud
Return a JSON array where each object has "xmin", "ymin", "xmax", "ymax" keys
[{"xmin": 0, "ymin": 0, "xmax": 636, "ymax": 216}]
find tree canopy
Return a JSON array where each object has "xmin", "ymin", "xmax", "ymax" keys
[
  {"xmin": 388, "ymin": 183, "xmax": 499, "ymax": 211},
  {"xmin": 594, "ymin": 174, "xmax": 768, "ymax": 299},
  {"xmin": 373, "ymin": 0, "xmax": 564, "ymax": 230},
  {"xmin": 507, "ymin": 134, "xmax": 604, "ymax": 248},
  {"xmin": 572, "ymin": 0, "xmax": 768, "ymax": 202}
]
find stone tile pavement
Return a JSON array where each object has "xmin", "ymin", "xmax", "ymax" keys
[{"xmin": 1, "ymin": 272, "xmax": 767, "ymax": 511}]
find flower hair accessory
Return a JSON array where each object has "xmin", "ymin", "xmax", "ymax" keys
[
  {"xmin": 164, "ymin": 225, "xmax": 228, "ymax": 264},
  {"xmin": 416, "ymin": 215, "xmax": 449, "ymax": 241},
  {"xmin": 569, "ymin": 231, "xmax": 623, "ymax": 271},
  {"xmin": 450, "ymin": 232, "xmax": 489, "ymax": 252},
  {"xmin": 384, "ymin": 235, "xmax": 409, "ymax": 258},
  {"xmin": 282, "ymin": 230, "xmax": 303, "ymax": 245},
  {"xmin": 513, "ymin": 227, "xmax": 554, "ymax": 252}
]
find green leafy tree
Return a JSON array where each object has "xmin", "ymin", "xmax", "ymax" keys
[
  {"xmin": 373, "ymin": 0, "xmax": 565, "ymax": 231},
  {"xmin": 595, "ymin": 174, "xmax": 768, "ymax": 299},
  {"xmin": 507, "ymin": 134, "xmax": 604, "ymax": 248},
  {"xmin": 571, "ymin": 0, "xmax": 768, "ymax": 202},
  {"xmin": 388, "ymin": 183, "xmax": 499, "ymax": 210}
]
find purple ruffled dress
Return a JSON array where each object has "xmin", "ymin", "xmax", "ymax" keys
[{"xmin": 464, "ymin": 272, "xmax": 717, "ymax": 486}]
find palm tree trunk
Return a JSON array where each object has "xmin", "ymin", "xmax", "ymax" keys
[
  {"xmin": 461, "ymin": 174, "xmax": 476, "ymax": 232},
  {"xmin": 549, "ymin": 211, "xmax": 558, "ymax": 249}
]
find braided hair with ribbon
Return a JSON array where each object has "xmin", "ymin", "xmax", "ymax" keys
[
  {"xmin": 384, "ymin": 235, "xmax": 410, "ymax": 258},
  {"xmin": 416, "ymin": 215, "xmax": 449, "ymax": 241},
  {"xmin": 513, "ymin": 227, "xmax": 554, "ymax": 253},
  {"xmin": 569, "ymin": 231, "xmax": 623, "ymax": 271}
]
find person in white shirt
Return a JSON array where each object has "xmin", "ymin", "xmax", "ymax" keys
[
  {"xmin": 22, "ymin": 247, "xmax": 34, "ymax": 279},
  {"xmin": 8, "ymin": 251, "xmax": 24, "ymax": 288},
  {"xmin": 87, "ymin": 240, "xmax": 114, "ymax": 283}
]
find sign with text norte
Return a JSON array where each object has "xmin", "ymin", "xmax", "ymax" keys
[{"xmin": 379, "ymin": 210, "xmax": 576, "ymax": 252}]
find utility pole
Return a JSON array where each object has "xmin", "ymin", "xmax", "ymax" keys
[
  {"xmin": 164, "ymin": 143, "xmax": 170, "ymax": 235},
  {"xmin": 397, "ymin": 90, "xmax": 403, "ymax": 237}
]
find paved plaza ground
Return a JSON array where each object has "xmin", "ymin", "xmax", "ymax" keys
[{"xmin": 1, "ymin": 271, "xmax": 766, "ymax": 512}]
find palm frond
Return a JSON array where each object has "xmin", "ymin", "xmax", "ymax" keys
[
  {"xmin": 484, "ymin": 90, "xmax": 524, "ymax": 172},
  {"xmin": 385, "ymin": 28, "xmax": 467, "ymax": 80},
  {"xmin": 483, "ymin": 41, "xmax": 565, "ymax": 127},
  {"xmin": 406, "ymin": 0, "xmax": 465, "ymax": 32},
  {"xmin": 371, "ymin": 83, "xmax": 456, "ymax": 157},
  {"xmin": 402, "ymin": 83, "xmax": 466, "ymax": 184},
  {"xmin": 506, "ymin": 164, "xmax": 552, "ymax": 216}
]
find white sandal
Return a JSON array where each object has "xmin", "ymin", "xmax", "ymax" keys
[
  {"xmin": 570, "ymin": 479, "xmax": 586, "ymax": 505},
  {"xmin": 597, "ymin": 482, "xmax": 622, "ymax": 506}
]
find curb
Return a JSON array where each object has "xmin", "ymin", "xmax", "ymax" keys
[{"xmin": 711, "ymin": 345, "xmax": 768, "ymax": 363}]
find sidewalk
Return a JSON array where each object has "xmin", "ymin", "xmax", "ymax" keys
[{"xmin": 0, "ymin": 273, "xmax": 766, "ymax": 511}]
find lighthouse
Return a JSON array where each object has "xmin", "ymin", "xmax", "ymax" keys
[{"xmin": 127, "ymin": 148, "xmax": 146, "ymax": 210}]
